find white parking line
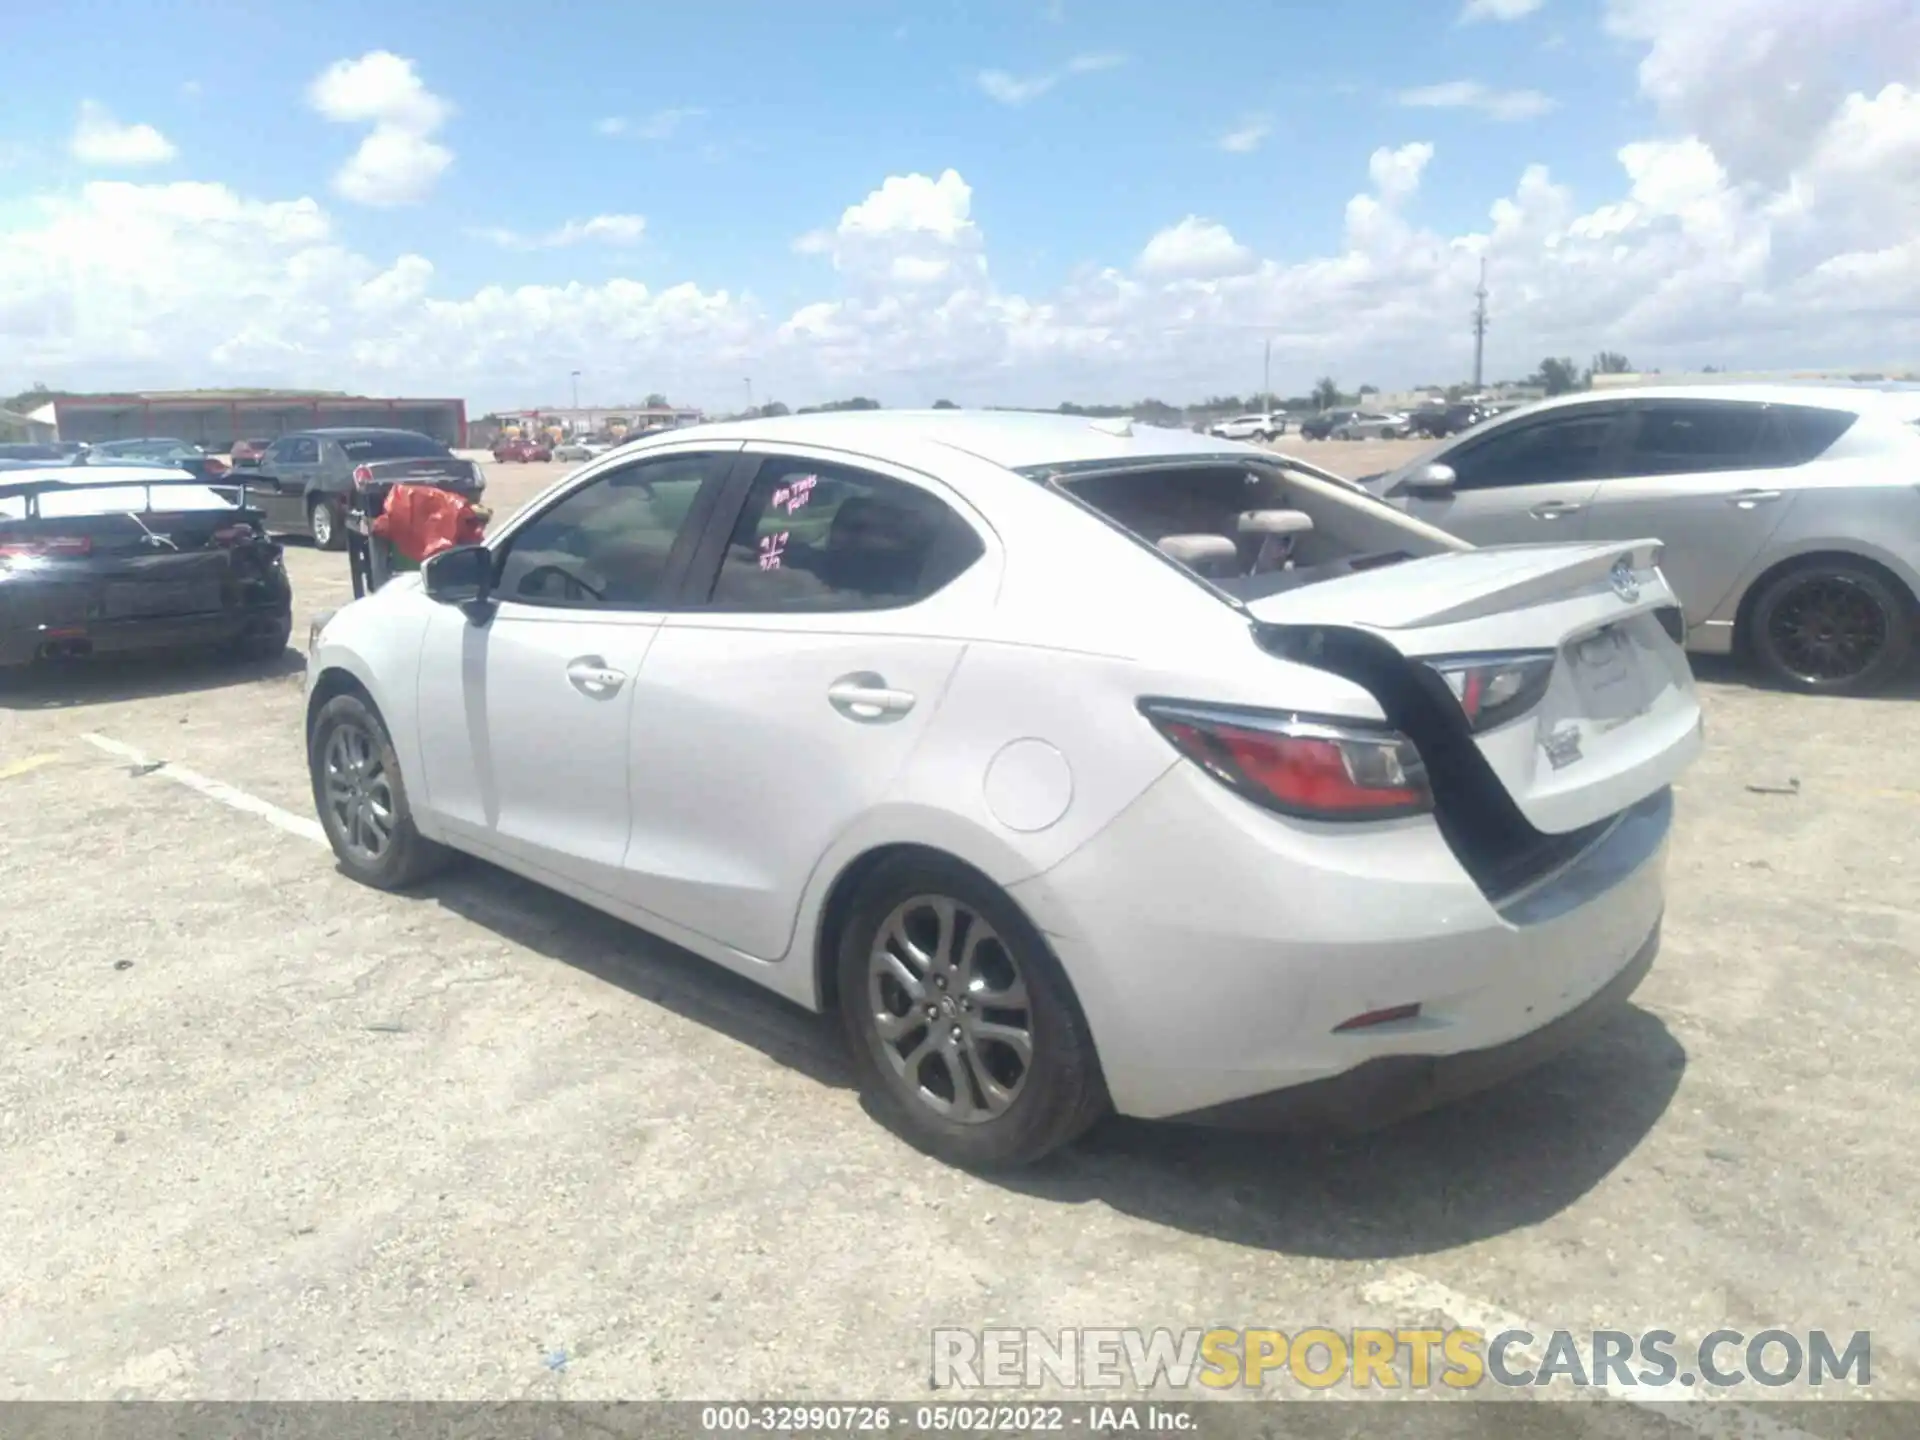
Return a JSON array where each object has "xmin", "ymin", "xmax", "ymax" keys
[
  {"xmin": 66, "ymin": 731, "xmax": 1830, "ymax": 1430},
  {"xmin": 81, "ymin": 732, "xmax": 328, "ymax": 847}
]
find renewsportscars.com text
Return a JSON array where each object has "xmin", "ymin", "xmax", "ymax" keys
[{"xmin": 932, "ymin": 1327, "xmax": 1871, "ymax": 1393}]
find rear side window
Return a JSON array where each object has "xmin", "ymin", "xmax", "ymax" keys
[
  {"xmin": 1618, "ymin": 403, "xmax": 1764, "ymax": 476},
  {"xmin": 1762, "ymin": 405, "xmax": 1858, "ymax": 465},
  {"xmin": 337, "ymin": 433, "xmax": 448, "ymax": 461},
  {"xmin": 1448, "ymin": 410, "xmax": 1620, "ymax": 490},
  {"xmin": 284, "ymin": 438, "xmax": 319, "ymax": 463},
  {"xmin": 703, "ymin": 458, "xmax": 983, "ymax": 612}
]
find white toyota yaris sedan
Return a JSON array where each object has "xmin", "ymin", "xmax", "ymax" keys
[{"xmin": 306, "ymin": 411, "xmax": 1702, "ymax": 1169}]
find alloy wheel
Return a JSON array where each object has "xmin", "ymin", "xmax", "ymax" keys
[
  {"xmin": 866, "ymin": 894, "xmax": 1034, "ymax": 1124},
  {"xmin": 321, "ymin": 721, "xmax": 395, "ymax": 864},
  {"xmin": 310, "ymin": 501, "xmax": 334, "ymax": 547},
  {"xmin": 1765, "ymin": 575, "xmax": 1888, "ymax": 685}
]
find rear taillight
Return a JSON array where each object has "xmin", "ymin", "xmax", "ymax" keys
[
  {"xmin": 210, "ymin": 524, "xmax": 255, "ymax": 547},
  {"xmin": 1140, "ymin": 700, "xmax": 1431, "ymax": 821},
  {"xmin": 1422, "ymin": 652, "xmax": 1555, "ymax": 733},
  {"xmin": 0, "ymin": 535, "xmax": 92, "ymax": 559},
  {"xmin": 353, "ymin": 465, "xmax": 375, "ymax": 488}
]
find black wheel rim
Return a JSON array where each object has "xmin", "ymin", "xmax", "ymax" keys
[{"xmin": 1766, "ymin": 575, "xmax": 1888, "ymax": 684}]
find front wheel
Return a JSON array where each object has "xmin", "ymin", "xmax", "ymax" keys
[
  {"xmin": 308, "ymin": 692, "xmax": 453, "ymax": 889},
  {"xmin": 1747, "ymin": 561, "xmax": 1914, "ymax": 695},
  {"xmin": 835, "ymin": 857, "xmax": 1108, "ymax": 1170},
  {"xmin": 309, "ymin": 496, "xmax": 344, "ymax": 551}
]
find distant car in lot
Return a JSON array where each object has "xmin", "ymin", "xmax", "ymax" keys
[
  {"xmin": 552, "ymin": 437, "xmax": 614, "ymax": 462},
  {"xmin": 1411, "ymin": 402, "xmax": 1496, "ymax": 439},
  {"xmin": 0, "ymin": 443, "xmax": 70, "ymax": 464},
  {"xmin": 307, "ymin": 410, "xmax": 1700, "ymax": 1169},
  {"xmin": 1207, "ymin": 413, "xmax": 1287, "ymax": 442},
  {"xmin": 493, "ymin": 437, "xmax": 553, "ymax": 463},
  {"xmin": 250, "ymin": 428, "xmax": 484, "ymax": 551},
  {"xmin": 1297, "ymin": 409, "xmax": 1367, "ymax": 440},
  {"xmin": 0, "ymin": 464, "xmax": 292, "ymax": 669},
  {"xmin": 1330, "ymin": 411, "xmax": 1414, "ymax": 441},
  {"xmin": 1369, "ymin": 385, "xmax": 1920, "ymax": 694},
  {"xmin": 230, "ymin": 438, "xmax": 275, "ymax": 468},
  {"xmin": 84, "ymin": 437, "xmax": 233, "ymax": 489}
]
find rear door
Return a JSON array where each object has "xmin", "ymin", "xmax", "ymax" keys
[
  {"xmin": 1581, "ymin": 400, "xmax": 1803, "ymax": 629},
  {"xmin": 619, "ymin": 446, "xmax": 996, "ymax": 961},
  {"xmin": 1395, "ymin": 405, "xmax": 1629, "ymax": 546},
  {"xmin": 255, "ymin": 437, "xmax": 317, "ymax": 529},
  {"xmin": 1248, "ymin": 541, "xmax": 1703, "ymax": 835}
]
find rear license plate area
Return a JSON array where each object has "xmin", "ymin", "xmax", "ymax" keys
[
  {"xmin": 102, "ymin": 580, "xmax": 222, "ymax": 618},
  {"xmin": 1567, "ymin": 624, "xmax": 1650, "ymax": 723}
]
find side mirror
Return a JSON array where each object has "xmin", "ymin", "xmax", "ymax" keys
[
  {"xmin": 1400, "ymin": 462, "xmax": 1457, "ymax": 499},
  {"xmin": 422, "ymin": 544, "xmax": 494, "ymax": 609}
]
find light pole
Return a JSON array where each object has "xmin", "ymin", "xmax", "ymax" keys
[
  {"xmin": 1262, "ymin": 338, "xmax": 1272, "ymax": 411},
  {"xmin": 570, "ymin": 370, "xmax": 581, "ymax": 417},
  {"xmin": 744, "ymin": 377, "xmax": 754, "ymax": 415}
]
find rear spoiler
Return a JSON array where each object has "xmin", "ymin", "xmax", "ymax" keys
[{"xmin": 0, "ymin": 473, "xmax": 256, "ymax": 519}]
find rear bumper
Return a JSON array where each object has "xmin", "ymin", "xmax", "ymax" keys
[
  {"xmin": 0, "ymin": 603, "xmax": 289, "ymax": 666},
  {"xmin": 1009, "ymin": 765, "xmax": 1673, "ymax": 1121},
  {"xmin": 1169, "ymin": 919, "xmax": 1658, "ymax": 1131}
]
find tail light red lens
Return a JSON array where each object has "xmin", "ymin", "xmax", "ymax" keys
[
  {"xmin": 0, "ymin": 535, "xmax": 93, "ymax": 559},
  {"xmin": 353, "ymin": 465, "xmax": 375, "ymax": 488},
  {"xmin": 1140, "ymin": 700, "xmax": 1431, "ymax": 821},
  {"xmin": 1422, "ymin": 651, "xmax": 1555, "ymax": 733}
]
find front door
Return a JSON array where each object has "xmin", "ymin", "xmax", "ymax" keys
[
  {"xmin": 621, "ymin": 448, "xmax": 996, "ymax": 960},
  {"xmin": 412, "ymin": 449, "xmax": 736, "ymax": 898},
  {"xmin": 1581, "ymin": 400, "xmax": 1799, "ymax": 629},
  {"xmin": 1396, "ymin": 405, "xmax": 1630, "ymax": 547}
]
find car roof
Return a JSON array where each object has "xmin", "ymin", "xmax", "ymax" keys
[
  {"xmin": 292, "ymin": 427, "xmax": 436, "ymax": 439},
  {"xmin": 642, "ymin": 409, "xmax": 1270, "ymax": 475},
  {"xmin": 1517, "ymin": 383, "xmax": 1920, "ymax": 417}
]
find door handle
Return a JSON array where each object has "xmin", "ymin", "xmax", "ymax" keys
[
  {"xmin": 828, "ymin": 672, "xmax": 916, "ymax": 723},
  {"xmin": 566, "ymin": 656, "xmax": 628, "ymax": 696},
  {"xmin": 1727, "ymin": 488, "xmax": 1784, "ymax": 508},
  {"xmin": 1530, "ymin": 501, "xmax": 1583, "ymax": 518}
]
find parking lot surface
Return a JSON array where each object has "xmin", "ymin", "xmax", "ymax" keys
[{"xmin": 2, "ymin": 441, "xmax": 1915, "ymax": 1404}]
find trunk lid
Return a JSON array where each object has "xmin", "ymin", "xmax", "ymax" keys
[
  {"xmin": 352, "ymin": 456, "xmax": 483, "ymax": 493},
  {"xmin": 1248, "ymin": 540, "xmax": 1702, "ymax": 835}
]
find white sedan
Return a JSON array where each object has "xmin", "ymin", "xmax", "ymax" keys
[
  {"xmin": 305, "ymin": 411, "xmax": 1701, "ymax": 1169},
  {"xmin": 552, "ymin": 437, "xmax": 613, "ymax": 462}
]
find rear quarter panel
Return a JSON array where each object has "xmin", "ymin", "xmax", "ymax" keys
[{"xmin": 1708, "ymin": 473, "xmax": 1920, "ymax": 626}]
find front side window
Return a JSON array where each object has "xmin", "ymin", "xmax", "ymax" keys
[
  {"xmin": 1448, "ymin": 410, "xmax": 1620, "ymax": 490},
  {"xmin": 704, "ymin": 458, "xmax": 984, "ymax": 612},
  {"xmin": 492, "ymin": 453, "xmax": 723, "ymax": 608},
  {"xmin": 286, "ymin": 438, "xmax": 319, "ymax": 464}
]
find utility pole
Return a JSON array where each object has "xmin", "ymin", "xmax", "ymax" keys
[
  {"xmin": 744, "ymin": 377, "xmax": 754, "ymax": 415},
  {"xmin": 1471, "ymin": 258, "xmax": 1489, "ymax": 393},
  {"xmin": 1262, "ymin": 338, "xmax": 1272, "ymax": 410},
  {"xmin": 570, "ymin": 370, "xmax": 581, "ymax": 419}
]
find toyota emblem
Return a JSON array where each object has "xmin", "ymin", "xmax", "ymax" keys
[{"xmin": 1609, "ymin": 557, "xmax": 1640, "ymax": 603}]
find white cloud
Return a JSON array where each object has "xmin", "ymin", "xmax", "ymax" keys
[
  {"xmin": 70, "ymin": 101, "xmax": 177, "ymax": 167},
  {"xmin": 473, "ymin": 214, "xmax": 648, "ymax": 250},
  {"xmin": 596, "ymin": 108, "xmax": 704, "ymax": 141},
  {"xmin": 5, "ymin": 14, "xmax": 1920, "ymax": 412},
  {"xmin": 1137, "ymin": 218, "xmax": 1257, "ymax": 280},
  {"xmin": 1460, "ymin": 0, "xmax": 1544, "ymax": 20},
  {"xmin": 976, "ymin": 52, "xmax": 1126, "ymax": 105},
  {"xmin": 1399, "ymin": 81, "xmax": 1556, "ymax": 121},
  {"xmin": 307, "ymin": 52, "xmax": 453, "ymax": 206},
  {"xmin": 1218, "ymin": 117, "xmax": 1272, "ymax": 154}
]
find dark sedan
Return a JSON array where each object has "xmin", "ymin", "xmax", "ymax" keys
[
  {"xmin": 1297, "ymin": 409, "xmax": 1366, "ymax": 440},
  {"xmin": 0, "ymin": 466, "xmax": 292, "ymax": 668},
  {"xmin": 85, "ymin": 437, "xmax": 234, "ymax": 489}
]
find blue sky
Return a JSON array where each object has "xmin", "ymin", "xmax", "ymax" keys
[{"xmin": 1, "ymin": 1, "xmax": 1914, "ymax": 410}]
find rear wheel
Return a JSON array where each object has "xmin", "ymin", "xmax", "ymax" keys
[
  {"xmin": 1747, "ymin": 560, "xmax": 1914, "ymax": 695},
  {"xmin": 228, "ymin": 614, "xmax": 292, "ymax": 663},
  {"xmin": 308, "ymin": 693, "xmax": 452, "ymax": 889},
  {"xmin": 308, "ymin": 496, "xmax": 344, "ymax": 551},
  {"xmin": 835, "ymin": 856, "xmax": 1107, "ymax": 1170}
]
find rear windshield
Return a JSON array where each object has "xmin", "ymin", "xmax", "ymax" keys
[{"xmin": 336, "ymin": 433, "xmax": 450, "ymax": 460}]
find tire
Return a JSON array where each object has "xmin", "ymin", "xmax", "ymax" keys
[
  {"xmin": 1256, "ymin": 430, "xmax": 1274, "ymax": 443},
  {"xmin": 1746, "ymin": 560, "xmax": 1915, "ymax": 696},
  {"xmin": 309, "ymin": 495, "xmax": 344, "ymax": 551},
  {"xmin": 308, "ymin": 692, "xmax": 453, "ymax": 889},
  {"xmin": 835, "ymin": 856, "xmax": 1108, "ymax": 1170}
]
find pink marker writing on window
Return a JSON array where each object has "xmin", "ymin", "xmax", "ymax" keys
[
  {"xmin": 771, "ymin": 476, "xmax": 818, "ymax": 515},
  {"xmin": 758, "ymin": 531, "xmax": 790, "ymax": 571}
]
